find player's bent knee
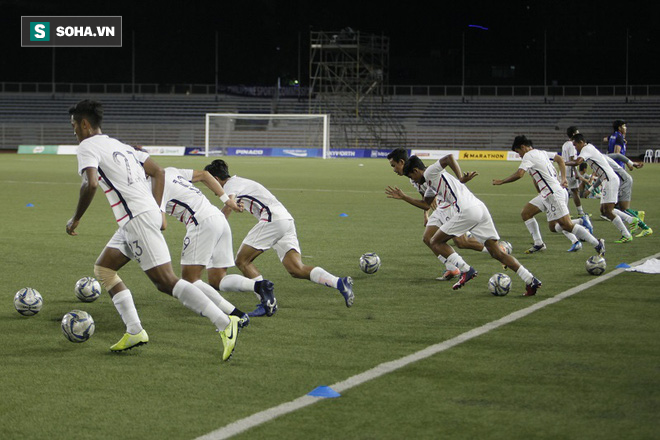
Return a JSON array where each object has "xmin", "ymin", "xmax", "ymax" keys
[{"xmin": 94, "ymin": 265, "xmax": 122, "ymax": 291}]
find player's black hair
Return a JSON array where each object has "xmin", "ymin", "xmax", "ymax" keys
[
  {"xmin": 579, "ymin": 162, "xmax": 588, "ymax": 171},
  {"xmin": 566, "ymin": 126, "xmax": 579, "ymax": 139},
  {"xmin": 204, "ymin": 159, "xmax": 231, "ymax": 181},
  {"xmin": 402, "ymin": 155, "xmax": 426, "ymax": 176},
  {"xmin": 572, "ymin": 133, "xmax": 586, "ymax": 143},
  {"xmin": 511, "ymin": 135, "xmax": 533, "ymax": 151},
  {"xmin": 612, "ymin": 119, "xmax": 626, "ymax": 132},
  {"xmin": 386, "ymin": 147, "xmax": 408, "ymax": 162},
  {"xmin": 68, "ymin": 99, "xmax": 103, "ymax": 128}
]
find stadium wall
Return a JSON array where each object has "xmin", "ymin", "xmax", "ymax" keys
[{"xmin": 2, "ymin": 93, "xmax": 659, "ymax": 155}]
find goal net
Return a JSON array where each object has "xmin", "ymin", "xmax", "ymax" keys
[{"xmin": 205, "ymin": 113, "xmax": 330, "ymax": 158}]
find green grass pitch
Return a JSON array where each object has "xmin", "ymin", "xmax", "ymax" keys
[{"xmin": 1, "ymin": 155, "xmax": 659, "ymax": 439}]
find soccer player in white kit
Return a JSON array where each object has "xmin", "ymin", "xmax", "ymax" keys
[
  {"xmin": 204, "ymin": 159, "xmax": 354, "ymax": 313},
  {"xmin": 158, "ymin": 165, "xmax": 277, "ymax": 321},
  {"xmin": 65, "ymin": 100, "xmax": 239, "ymax": 361},
  {"xmin": 404, "ymin": 154, "xmax": 542, "ymax": 296},
  {"xmin": 567, "ymin": 134, "xmax": 636, "ymax": 243},
  {"xmin": 493, "ymin": 135, "xmax": 605, "ymax": 256},
  {"xmin": 561, "ymin": 126, "xmax": 586, "ymax": 217},
  {"xmin": 386, "ymin": 151, "xmax": 489, "ymax": 281}
]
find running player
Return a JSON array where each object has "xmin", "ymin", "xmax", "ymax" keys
[
  {"xmin": 603, "ymin": 154, "xmax": 652, "ymax": 237},
  {"xmin": 493, "ymin": 135, "xmax": 605, "ymax": 255},
  {"xmin": 567, "ymin": 133, "xmax": 638, "ymax": 243},
  {"xmin": 66, "ymin": 100, "xmax": 239, "ymax": 361},
  {"xmin": 204, "ymin": 159, "xmax": 354, "ymax": 314},
  {"xmin": 561, "ymin": 126, "xmax": 586, "ymax": 217},
  {"xmin": 404, "ymin": 154, "xmax": 542, "ymax": 296},
  {"xmin": 158, "ymin": 165, "xmax": 278, "ymax": 322},
  {"xmin": 386, "ymin": 148, "xmax": 488, "ymax": 281}
]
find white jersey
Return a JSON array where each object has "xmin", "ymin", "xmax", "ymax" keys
[
  {"xmin": 518, "ymin": 149, "xmax": 563, "ymax": 199},
  {"xmin": 578, "ymin": 143, "xmax": 618, "ymax": 183},
  {"xmin": 160, "ymin": 167, "xmax": 220, "ymax": 227},
  {"xmin": 222, "ymin": 176, "xmax": 293, "ymax": 222},
  {"xmin": 76, "ymin": 134, "xmax": 157, "ymax": 227},
  {"xmin": 561, "ymin": 140, "xmax": 578, "ymax": 179},
  {"xmin": 411, "ymin": 177, "xmax": 451, "ymax": 209},
  {"xmin": 423, "ymin": 160, "xmax": 480, "ymax": 213}
]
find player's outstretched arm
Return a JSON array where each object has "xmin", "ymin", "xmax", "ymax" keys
[
  {"xmin": 492, "ymin": 168, "xmax": 525, "ymax": 186},
  {"xmin": 221, "ymin": 194, "xmax": 239, "ymax": 218},
  {"xmin": 193, "ymin": 170, "xmax": 243, "ymax": 212},
  {"xmin": 553, "ymin": 154, "xmax": 568, "ymax": 187},
  {"xmin": 385, "ymin": 186, "xmax": 432, "ymax": 210},
  {"xmin": 66, "ymin": 167, "xmax": 98, "ymax": 236},
  {"xmin": 143, "ymin": 157, "xmax": 165, "ymax": 206}
]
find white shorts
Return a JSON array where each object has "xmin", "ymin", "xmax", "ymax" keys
[
  {"xmin": 426, "ymin": 205, "xmax": 453, "ymax": 228},
  {"xmin": 181, "ymin": 213, "xmax": 235, "ymax": 269},
  {"xmin": 617, "ymin": 174, "xmax": 632, "ymax": 202},
  {"xmin": 106, "ymin": 210, "xmax": 171, "ymax": 271},
  {"xmin": 242, "ymin": 219, "xmax": 301, "ymax": 261},
  {"xmin": 529, "ymin": 191, "xmax": 570, "ymax": 222},
  {"xmin": 600, "ymin": 178, "xmax": 620, "ymax": 205},
  {"xmin": 440, "ymin": 202, "xmax": 499, "ymax": 243},
  {"xmin": 566, "ymin": 176, "xmax": 579, "ymax": 190}
]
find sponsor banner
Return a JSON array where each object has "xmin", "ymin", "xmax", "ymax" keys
[
  {"xmin": 368, "ymin": 149, "xmax": 401, "ymax": 159},
  {"xmin": 228, "ymin": 148, "xmax": 271, "ymax": 157},
  {"xmin": 460, "ymin": 150, "xmax": 508, "ymax": 161},
  {"xmin": 272, "ymin": 148, "xmax": 323, "ymax": 158},
  {"xmin": 411, "ymin": 149, "xmax": 460, "ymax": 160},
  {"xmin": 21, "ymin": 16, "xmax": 122, "ymax": 47},
  {"xmin": 185, "ymin": 147, "xmax": 206, "ymax": 156},
  {"xmin": 57, "ymin": 145, "xmax": 79, "ymax": 155},
  {"xmin": 141, "ymin": 146, "xmax": 186, "ymax": 156},
  {"xmin": 18, "ymin": 145, "xmax": 60, "ymax": 154},
  {"xmin": 508, "ymin": 151, "xmax": 522, "ymax": 161}
]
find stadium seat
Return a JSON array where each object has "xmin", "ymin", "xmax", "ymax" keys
[{"xmin": 644, "ymin": 149, "xmax": 654, "ymax": 163}]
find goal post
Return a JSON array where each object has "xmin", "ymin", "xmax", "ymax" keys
[{"xmin": 204, "ymin": 113, "xmax": 330, "ymax": 158}]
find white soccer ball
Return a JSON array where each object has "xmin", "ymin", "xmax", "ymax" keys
[
  {"xmin": 61, "ymin": 310, "xmax": 95, "ymax": 343},
  {"xmin": 499, "ymin": 240, "xmax": 513, "ymax": 255},
  {"xmin": 75, "ymin": 277, "xmax": 102, "ymax": 302},
  {"xmin": 586, "ymin": 255, "xmax": 606, "ymax": 276},
  {"xmin": 488, "ymin": 273, "xmax": 512, "ymax": 296},
  {"xmin": 14, "ymin": 287, "xmax": 43, "ymax": 316},
  {"xmin": 359, "ymin": 252, "xmax": 381, "ymax": 274}
]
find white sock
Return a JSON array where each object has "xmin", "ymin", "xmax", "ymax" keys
[
  {"xmin": 516, "ymin": 265, "xmax": 534, "ymax": 284},
  {"xmin": 577, "ymin": 205, "xmax": 585, "ymax": 215},
  {"xmin": 613, "ymin": 209, "xmax": 635, "ymax": 225},
  {"xmin": 193, "ymin": 280, "xmax": 235, "ymax": 315},
  {"xmin": 610, "ymin": 216, "xmax": 632, "ymax": 238},
  {"xmin": 111, "ymin": 290, "xmax": 143, "ymax": 335},
  {"xmin": 172, "ymin": 280, "xmax": 229, "ymax": 331},
  {"xmin": 438, "ymin": 254, "xmax": 458, "ymax": 271},
  {"xmin": 571, "ymin": 224, "xmax": 598, "ymax": 246},
  {"xmin": 219, "ymin": 274, "xmax": 255, "ymax": 293},
  {"xmin": 310, "ymin": 267, "xmax": 339, "ymax": 288},
  {"xmin": 445, "ymin": 252, "xmax": 470, "ymax": 272},
  {"xmin": 555, "ymin": 223, "xmax": 578, "ymax": 243},
  {"xmin": 524, "ymin": 218, "xmax": 544, "ymax": 245}
]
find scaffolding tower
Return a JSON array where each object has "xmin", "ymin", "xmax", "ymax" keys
[{"xmin": 308, "ymin": 28, "xmax": 406, "ymax": 149}]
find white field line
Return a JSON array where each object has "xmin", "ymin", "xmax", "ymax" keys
[{"xmin": 196, "ymin": 252, "xmax": 660, "ymax": 440}]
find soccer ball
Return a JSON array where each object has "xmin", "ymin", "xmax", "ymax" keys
[
  {"xmin": 585, "ymin": 256, "xmax": 606, "ymax": 275},
  {"xmin": 359, "ymin": 252, "xmax": 381, "ymax": 274},
  {"xmin": 488, "ymin": 273, "xmax": 512, "ymax": 296},
  {"xmin": 75, "ymin": 277, "xmax": 102, "ymax": 302},
  {"xmin": 61, "ymin": 310, "xmax": 95, "ymax": 343},
  {"xmin": 499, "ymin": 240, "xmax": 513, "ymax": 255},
  {"xmin": 14, "ymin": 287, "xmax": 43, "ymax": 316}
]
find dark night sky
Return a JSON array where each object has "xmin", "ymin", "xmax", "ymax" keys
[{"xmin": 2, "ymin": 0, "xmax": 660, "ymax": 87}]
